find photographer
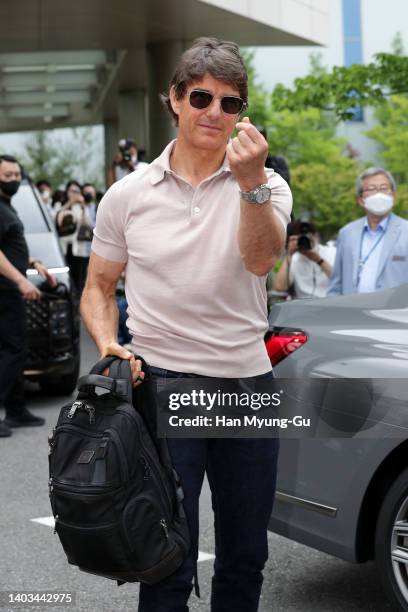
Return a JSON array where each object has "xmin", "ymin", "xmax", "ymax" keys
[
  {"xmin": 56, "ymin": 180, "xmax": 94, "ymax": 294},
  {"xmin": 274, "ymin": 220, "xmax": 335, "ymax": 298},
  {"xmin": 107, "ymin": 138, "xmax": 148, "ymax": 186}
]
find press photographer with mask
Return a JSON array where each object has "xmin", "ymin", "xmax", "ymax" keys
[
  {"xmin": 328, "ymin": 167, "xmax": 408, "ymax": 295},
  {"xmin": 274, "ymin": 220, "xmax": 335, "ymax": 298}
]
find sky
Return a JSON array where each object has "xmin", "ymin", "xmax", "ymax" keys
[{"xmin": 1, "ymin": 0, "xmax": 407, "ymax": 163}]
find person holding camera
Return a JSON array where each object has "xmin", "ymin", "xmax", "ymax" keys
[
  {"xmin": 56, "ymin": 180, "xmax": 94, "ymax": 294},
  {"xmin": 274, "ymin": 220, "xmax": 335, "ymax": 298},
  {"xmin": 107, "ymin": 138, "xmax": 148, "ymax": 186}
]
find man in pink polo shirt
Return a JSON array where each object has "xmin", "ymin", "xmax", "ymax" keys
[{"xmin": 81, "ymin": 37, "xmax": 292, "ymax": 612}]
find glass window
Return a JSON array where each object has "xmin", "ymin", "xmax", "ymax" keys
[{"xmin": 11, "ymin": 182, "xmax": 50, "ymax": 233}]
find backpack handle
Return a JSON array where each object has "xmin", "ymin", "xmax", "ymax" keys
[
  {"xmin": 77, "ymin": 356, "xmax": 134, "ymax": 403},
  {"xmin": 77, "ymin": 373, "xmax": 132, "ymax": 401},
  {"xmin": 89, "ymin": 354, "xmax": 151, "ymax": 380}
]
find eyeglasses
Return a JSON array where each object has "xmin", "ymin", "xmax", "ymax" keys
[
  {"xmin": 362, "ymin": 185, "xmax": 392, "ymax": 195},
  {"xmin": 189, "ymin": 89, "xmax": 247, "ymax": 115}
]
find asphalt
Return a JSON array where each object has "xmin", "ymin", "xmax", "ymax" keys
[{"xmin": 0, "ymin": 326, "xmax": 395, "ymax": 612}]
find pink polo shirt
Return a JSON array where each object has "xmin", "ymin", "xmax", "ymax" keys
[{"xmin": 92, "ymin": 140, "xmax": 292, "ymax": 377}]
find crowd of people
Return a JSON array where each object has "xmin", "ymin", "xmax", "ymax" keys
[{"xmin": 36, "ymin": 179, "xmax": 100, "ymax": 294}]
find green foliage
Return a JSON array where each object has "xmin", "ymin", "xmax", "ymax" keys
[
  {"xmin": 265, "ymin": 107, "xmax": 344, "ymax": 166},
  {"xmin": 241, "ymin": 48, "xmax": 271, "ymax": 127},
  {"xmin": 290, "ymin": 161, "xmax": 360, "ymax": 240},
  {"xmin": 240, "ymin": 49, "xmax": 361, "ymax": 236},
  {"xmin": 271, "ymin": 53, "xmax": 408, "ymax": 120},
  {"xmin": 17, "ymin": 127, "xmax": 104, "ymax": 189},
  {"xmin": 366, "ymin": 95, "xmax": 408, "ymax": 184}
]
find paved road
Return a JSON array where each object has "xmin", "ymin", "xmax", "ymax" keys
[{"xmin": 0, "ymin": 326, "xmax": 395, "ymax": 611}]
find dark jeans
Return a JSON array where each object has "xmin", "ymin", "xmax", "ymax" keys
[
  {"xmin": 138, "ymin": 367, "xmax": 279, "ymax": 612},
  {"xmin": 66, "ymin": 245, "xmax": 89, "ymax": 295},
  {"xmin": 0, "ymin": 291, "xmax": 27, "ymax": 416},
  {"xmin": 116, "ymin": 296, "xmax": 132, "ymax": 345}
]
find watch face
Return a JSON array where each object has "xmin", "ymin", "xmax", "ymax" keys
[{"xmin": 256, "ymin": 186, "xmax": 271, "ymax": 204}]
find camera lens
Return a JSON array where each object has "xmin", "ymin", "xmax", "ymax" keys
[{"xmin": 297, "ymin": 235, "xmax": 311, "ymax": 252}]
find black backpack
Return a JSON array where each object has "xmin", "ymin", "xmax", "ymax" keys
[{"xmin": 48, "ymin": 355, "xmax": 192, "ymax": 588}]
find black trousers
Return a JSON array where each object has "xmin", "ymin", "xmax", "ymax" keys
[
  {"xmin": 0, "ymin": 290, "xmax": 27, "ymax": 417},
  {"xmin": 66, "ymin": 245, "xmax": 89, "ymax": 296}
]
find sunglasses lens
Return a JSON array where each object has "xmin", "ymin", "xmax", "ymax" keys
[
  {"xmin": 190, "ymin": 90, "xmax": 213, "ymax": 109},
  {"xmin": 221, "ymin": 96, "xmax": 244, "ymax": 114}
]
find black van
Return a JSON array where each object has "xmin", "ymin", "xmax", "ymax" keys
[{"xmin": 11, "ymin": 180, "xmax": 80, "ymax": 395}]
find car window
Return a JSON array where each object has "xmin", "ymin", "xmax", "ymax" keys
[{"xmin": 11, "ymin": 183, "xmax": 50, "ymax": 233}]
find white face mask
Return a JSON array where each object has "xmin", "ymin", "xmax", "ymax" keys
[
  {"xmin": 131, "ymin": 155, "xmax": 138, "ymax": 164},
  {"xmin": 363, "ymin": 192, "xmax": 394, "ymax": 216},
  {"xmin": 41, "ymin": 192, "xmax": 51, "ymax": 205}
]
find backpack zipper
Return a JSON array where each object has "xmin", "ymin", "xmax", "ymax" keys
[
  {"xmin": 160, "ymin": 518, "xmax": 169, "ymax": 539},
  {"xmin": 67, "ymin": 401, "xmax": 95, "ymax": 424}
]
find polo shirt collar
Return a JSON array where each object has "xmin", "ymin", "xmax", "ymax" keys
[{"xmin": 149, "ymin": 139, "xmax": 231, "ymax": 185}]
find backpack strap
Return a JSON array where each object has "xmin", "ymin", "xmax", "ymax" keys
[{"xmin": 77, "ymin": 374, "xmax": 132, "ymax": 401}]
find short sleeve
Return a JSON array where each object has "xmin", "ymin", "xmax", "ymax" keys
[
  {"xmin": 266, "ymin": 169, "xmax": 292, "ymax": 233},
  {"xmin": 91, "ymin": 180, "xmax": 128, "ymax": 263}
]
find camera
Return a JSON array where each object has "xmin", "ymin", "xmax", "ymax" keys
[
  {"xmin": 286, "ymin": 220, "xmax": 316, "ymax": 252},
  {"xmin": 297, "ymin": 222, "xmax": 314, "ymax": 252},
  {"xmin": 118, "ymin": 138, "xmax": 135, "ymax": 162}
]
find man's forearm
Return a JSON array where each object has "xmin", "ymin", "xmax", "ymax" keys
[
  {"xmin": 273, "ymin": 256, "xmax": 290, "ymax": 291},
  {"xmin": 238, "ymin": 202, "xmax": 285, "ymax": 276},
  {"xmin": 80, "ymin": 285, "xmax": 119, "ymax": 354},
  {"xmin": 0, "ymin": 250, "xmax": 26, "ymax": 286}
]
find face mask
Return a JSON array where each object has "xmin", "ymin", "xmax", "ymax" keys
[
  {"xmin": 41, "ymin": 191, "xmax": 52, "ymax": 204},
  {"xmin": 131, "ymin": 155, "xmax": 138, "ymax": 164},
  {"xmin": 83, "ymin": 193, "xmax": 93, "ymax": 203},
  {"xmin": 0, "ymin": 180, "xmax": 21, "ymax": 198},
  {"xmin": 363, "ymin": 193, "xmax": 394, "ymax": 216}
]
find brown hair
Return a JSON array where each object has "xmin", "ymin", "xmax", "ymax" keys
[{"xmin": 161, "ymin": 37, "xmax": 248, "ymax": 126}]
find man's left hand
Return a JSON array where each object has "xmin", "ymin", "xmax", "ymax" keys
[
  {"xmin": 227, "ymin": 117, "xmax": 269, "ymax": 192},
  {"xmin": 34, "ymin": 262, "xmax": 57, "ymax": 287}
]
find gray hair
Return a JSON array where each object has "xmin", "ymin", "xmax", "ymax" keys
[
  {"xmin": 356, "ymin": 167, "xmax": 397, "ymax": 196},
  {"xmin": 161, "ymin": 37, "xmax": 248, "ymax": 126}
]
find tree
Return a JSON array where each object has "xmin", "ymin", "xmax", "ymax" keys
[
  {"xmin": 241, "ymin": 48, "xmax": 270, "ymax": 127},
  {"xmin": 17, "ymin": 127, "xmax": 104, "ymax": 189},
  {"xmin": 270, "ymin": 52, "xmax": 408, "ymax": 120},
  {"xmin": 241, "ymin": 49, "xmax": 361, "ymax": 237},
  {"xmin": 364, "ymin": 34, "xmax": 408, "ymax": 214}
]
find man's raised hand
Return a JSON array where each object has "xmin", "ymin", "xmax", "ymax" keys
[{"xmin": 226, "ymin": 117, "xmax": 269, "ymax": 192}]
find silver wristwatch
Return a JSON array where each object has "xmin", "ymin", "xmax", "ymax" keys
[{"xmin": 239, "ymin": 183, "xmax": 272, "ymax": 205}]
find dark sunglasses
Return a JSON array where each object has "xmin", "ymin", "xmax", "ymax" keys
[{"xmin": 189, "ymin": 89, "xmax": 247, "ymax": 115}]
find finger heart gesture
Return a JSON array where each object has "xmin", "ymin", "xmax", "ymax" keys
[{"xmin": 226, "ymin": 117, "xmax": 269, "ymax": 191}]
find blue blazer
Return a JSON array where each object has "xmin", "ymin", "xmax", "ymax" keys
[{"xmin": 328, "ymin": 213, "xmax": 408, "ymax": 295}]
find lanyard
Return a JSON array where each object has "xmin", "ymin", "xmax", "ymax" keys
[{"xmin": 357, "ymin": 227, "xmax": 386, "ymax": 285}]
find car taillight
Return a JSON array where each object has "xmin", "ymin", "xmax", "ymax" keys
[{"xmin": 265, "ymin": 328, "xmax": 308, "ymax": 366}]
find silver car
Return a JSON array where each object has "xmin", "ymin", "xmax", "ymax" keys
[{"xmin": 266, "ymin": 283, "xmax": 408, "ymax": 611}]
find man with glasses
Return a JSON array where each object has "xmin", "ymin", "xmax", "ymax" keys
[
  {"xmin": 81, "ymin": 37, "xmax": 291, "ymax": 611},
  {"xmin": 328, "ymin": 167, "xmax": 408, "ymax": 295}
]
